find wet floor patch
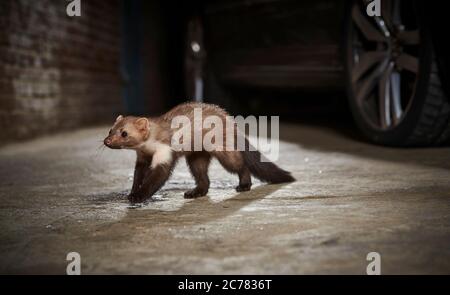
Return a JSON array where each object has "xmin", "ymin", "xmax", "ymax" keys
[{"xmin": 83, "ymin": 177, "xmax": 251, "ymax": 216}]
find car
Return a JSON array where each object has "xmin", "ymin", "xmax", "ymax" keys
[{"xmin": 184, "ymin": 0, "xmax": 450, "ymax": 146}]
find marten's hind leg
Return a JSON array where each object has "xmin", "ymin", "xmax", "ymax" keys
[
  {"xmin": 214, "ymin": 151, "xmax": 252, "ymax": 192},
  {"xmin": 237, "ymin": 168, "xmax": 252, "ymax": 192},
  {"xmin": 185, "ymin": 152, "xmax": 211, "ymax": 199}
]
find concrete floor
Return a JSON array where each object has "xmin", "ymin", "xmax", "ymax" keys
[{"xmin": 0, "ymin": 123, "xmax": 449, "ymax": 274}]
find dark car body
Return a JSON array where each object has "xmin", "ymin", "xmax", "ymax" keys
[
  {"xmin": 202, "ymin": 0, "xmax": 346, "ymax": 92},
  {"xmin": 183, "ymin": 0, "xmax": 450, "ymax": 146},
  {"xmin": 196, "ymin": 0, "xmax": 449, "ymax": 93}
]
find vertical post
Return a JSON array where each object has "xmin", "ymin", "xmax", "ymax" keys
[{"xmin": 185, "ymin": 15, "xmax": 206, "ymax": 102}]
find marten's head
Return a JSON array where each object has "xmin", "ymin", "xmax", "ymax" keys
[{"xmin": 104, "ymin": 115, "xmax": 150, "ymax": 150}]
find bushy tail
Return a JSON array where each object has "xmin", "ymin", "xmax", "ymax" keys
[{"xmin": 241, "ymin": 139, "xmax": 295, "ymax": 184}]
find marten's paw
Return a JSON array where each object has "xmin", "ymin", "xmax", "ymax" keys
[
  {"xmin": 236, "ymin": 184, "xmax": 251, "ymax": 192},
  {"xmin": 128, "ymin": 192, "xmax": 148, "ymax": 204},
  {"xmin": 184, "ymin": 188, "xmax": 207, "ymax": 199}
]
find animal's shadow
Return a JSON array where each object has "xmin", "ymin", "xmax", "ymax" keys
[{"xmin": 88, "ymin": 182, "xmax": 288, "ymax": 227}]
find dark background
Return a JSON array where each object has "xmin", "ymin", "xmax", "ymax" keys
[{"xmin": 0, "ymin": 0, "xmax": 350, "ymax": 143}]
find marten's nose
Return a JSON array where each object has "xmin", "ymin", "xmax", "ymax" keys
[{"xmin": 104, "ymin": 138, "xmax": 112, "ymax": 146}]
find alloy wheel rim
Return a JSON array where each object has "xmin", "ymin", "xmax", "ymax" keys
[{"xmin": 350, "ymin": 0, "xmax": 421, "ymax": 131}]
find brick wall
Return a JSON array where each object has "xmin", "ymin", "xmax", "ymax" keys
[{"xmin": 0, "ymin": 0, "xmax": 124, "ymax": 142}]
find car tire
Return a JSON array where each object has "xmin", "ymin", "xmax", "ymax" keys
[{"xmin": 344, "ymin": 0, "xmax": 450, "ymax": 146}]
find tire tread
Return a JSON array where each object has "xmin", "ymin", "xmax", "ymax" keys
[{"xmin": 406, "ymin": 57, "xmax": 450, "ymax": 145}]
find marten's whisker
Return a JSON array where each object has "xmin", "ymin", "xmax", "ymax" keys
[{"xmin": 92, "ymin": 143, "xmax": 107, "ymax": 159}]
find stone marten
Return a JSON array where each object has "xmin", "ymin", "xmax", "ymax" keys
[{"xmin": 103, "ymin": 102, "xmax": 295, "ymax": 203}]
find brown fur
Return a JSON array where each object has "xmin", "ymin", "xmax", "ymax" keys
[{"xmin": 104, "ymin": 102, "xmax": 295, "ymax": 203}]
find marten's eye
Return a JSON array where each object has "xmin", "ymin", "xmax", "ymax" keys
[
  {"xmin": 109, "ymin": 129, "xmax": 112, "ymax": 135},
  {"xmin": 121, "ymin": 131, "xmax": 128, "ymax": 138}
]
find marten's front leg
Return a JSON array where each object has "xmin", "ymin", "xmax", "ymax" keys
[
  {"xmin": 130, "ymin": 156, "xmax": 152, "ymax": 194},
  {"xmin": 128, "ymin": 151, "xmax": 176, "ymax": 203}
]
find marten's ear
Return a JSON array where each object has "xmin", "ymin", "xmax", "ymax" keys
[
  {"xmin": 134, "ymin": 118, "xmax": 149, "ymax": 133},
  {"xmin": 115, "ymin": 115, "xmax": 124, "ymax": 122}
]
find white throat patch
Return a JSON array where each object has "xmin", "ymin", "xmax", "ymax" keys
[{"xmin": 139, "ymin": 138, "xmax": 173, "ymax": 168}]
